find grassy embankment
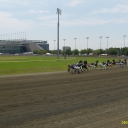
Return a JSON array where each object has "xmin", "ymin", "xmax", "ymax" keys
[{"xmin": 0, "ymin": 55, "xmax": 118, "ymax": 76}]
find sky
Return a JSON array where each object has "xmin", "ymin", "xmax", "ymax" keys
[{"xmin": 0, "ymin": 0, "xmax": 128, "ymax": 50}]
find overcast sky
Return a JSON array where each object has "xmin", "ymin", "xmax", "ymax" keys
[{"xmin": 0, "ymin": 0, "xmax": 128, "ymax": 50}]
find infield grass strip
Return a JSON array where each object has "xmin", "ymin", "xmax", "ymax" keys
[{"xmin": 0, "ymin": 56, "xmax": 118, "ymax": 76}]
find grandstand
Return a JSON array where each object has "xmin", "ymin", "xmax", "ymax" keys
[{"xmin": 0, "ymin": 40, "xmax": 49, "ymax": 54}]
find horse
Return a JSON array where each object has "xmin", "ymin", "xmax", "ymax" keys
[
  {"xmin": 88, "ymin": 60, "xmax": 99, "ymax": 70},
  {"xmin": 67, "ymin": 61, "xmax": 85, "ymax": 74},
  {"xmin": 116, "ymin": 59, "xmax": 127, "ymax": 68},
  {"xmin": 75, "ymin": 60, "xmax": 89, "ymax": 72},
  {"xmin": 99, "ymin": 62, "xmax": 108, "ymax": 70},
  {"xmin": 81, "ymin": 61, "xmax": 89, "ymax": 72},
  {"xmin": 68, "ymin": 64, "xmax": 75, "ymax": 72}
]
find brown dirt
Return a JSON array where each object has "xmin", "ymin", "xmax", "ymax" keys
[{"xmin": 0, "ymin": 67, "xmax": 128, "ymax": 128}]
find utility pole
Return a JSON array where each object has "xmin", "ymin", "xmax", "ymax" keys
[
  {"xmin": 99, "ymin": 36, "xmax": 103, "ymax": 49},
  {"xmin": 86, "ymin": 37, "xmax": 89, "ymax": 55},
  {"xmin": 86, "ymin": 37, "xmax": 89, "ymax": 50},
  {"xmin": 106, "ymin": 36, "xmax": 109, "ymax": 54},
  {"xmin": 74, "ymin": 38, "xmax": 77, "ymax": 49},
  {"xmin": 54, "ymin": 40, "xmax": 56, "ymax": 50},
  {"xmin": 63, "ymin": 39, "xmax": 66, "ymax": 51},
  {"xmin": 56, "ymin": 8, "xmax": 62, "ymax": 60}
]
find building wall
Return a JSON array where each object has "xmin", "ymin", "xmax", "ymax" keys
[
  {"xmin": 62, "ymin": 46, "xmax": 71, "ymax": 51},
  {"xmin": 0, "ymin": 40, "xmax": 49, "ymax": 54},
  {"xmin": 38, "ymin": 43, "xmax": 49, "ymax": 51},
  {"xmin": 0, "ymin": 44, "xmax": 27, "ymax": 54}
]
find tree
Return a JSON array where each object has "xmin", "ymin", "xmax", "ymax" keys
[
  {"xmin": 108, "ymin": 48, "xmax": 117, "ymax": 55},
  {"xmin": 93, "ymin": 50, "xmax": 99, "ymax": 56},
  {"xmin": 51, "ymin": 50, "xmax": 57, "ymax": 55},
  {"xmin": 80, "ymin": 49, "xmax": 87, "ymax": 55},
  {"xmin": 123, "ymin": 47, "xmax": 128, "ymax": 55},
  {"xmin": 87, "ymin": 48, "xmax": 93, "ymax": 54},
  {"xmin": 99, "ymin": 49, "xmax": 105, "ymax": 54},
  {"xmin": 33, "ymin": 50, "xmax": 38, "ymax": 54},
  {"xmin": 33, "ymin": 50, "xmax": 47, "ymax": 55},
  {"xmin": 65, "ymin": 49, "xmax": 72, "ymax": 55},
  {"xmin": 73, "ymin": 49, "xmax": 79, "ymax": 55},
  {"xmin": 41, "ymin": 50, "xmax": 47, "ymax": 54}
]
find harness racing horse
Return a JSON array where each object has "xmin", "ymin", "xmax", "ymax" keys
[
  {"xmin": 68, "ymin": 61, "xmax": 84, "ymax": 74},
  {"xmin": 106, "ymin": 60, "xmax": 113, "ymax": 68},
  {"xmin": 68, "ymin": 64, "xmax": 75, "ymax": 72},
  {"xmin": 116, "ymin": 59, "xmax": 127, "ymax": 68},
  {"xmin": 81, "ymin": 61, "xmax": 89, "ymax": 72},
  {"xmin": 68, "ymin": 60, "xmax": 89, "ymax": 74},
  {"xmin": 99, "ymin": 62, "xmax": 108, "ymax": 70},
  {"xmin": 88, "ymin": 60, "xmax": 99, "ymax": 70}
]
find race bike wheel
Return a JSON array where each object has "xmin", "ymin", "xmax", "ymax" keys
[
  {"xmin": 78, "ymin": 69, "xmax": 82, "ymax": 74},
  {"xmin": 71, "ymin": 69, "xmax": 76, "ymax": 74},
  {"xmin": 67, "ymin": 68, "xmax": 70, "ymax": 72}
]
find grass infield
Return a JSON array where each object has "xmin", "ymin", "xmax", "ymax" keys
[{"xmin": 0, "ymin": 55, "xmax": 118, "ymax": 76}]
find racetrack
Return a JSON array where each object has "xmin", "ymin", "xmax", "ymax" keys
[{"xmin": 0, "ymin": 67, "xmax": 128, "ymax": 128}]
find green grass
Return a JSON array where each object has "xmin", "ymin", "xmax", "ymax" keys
[{"xmin": 0, "ymin": 55, "xmax": 118, "ymax": 76}]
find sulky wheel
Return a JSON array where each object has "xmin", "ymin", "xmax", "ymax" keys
[
  {"xmin": 78, "ymin": 69, "xmax": 82, "ymax": 74},
  {"xmin": 67, "ymin": 68, "xmax": 70, "ymax": 72},
  {"xmin": 71, "ymin": 69, "xmax": 76, "ymax": 74}
]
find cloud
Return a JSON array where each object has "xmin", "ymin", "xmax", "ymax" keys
[
  {"xmin": 37, "ymin": 15, "xmax": 57, "ymax": 27},
  {"xmin": 29, "ymin": 15, "xmax": 128, "ymax": 28},
  {"xmin": 0, "ymin": 0, "xmax": 12, "ymax": 2},
  {"xmin": 0, "ymin": 0, "xmax": 47, "ymax": 7},
  {"xmin": 68, "ymin": 0, "xmax": 83, "ymax": 6},
  {"xmin": 61, "ymin": 17, "xmax": 128, "ymax": 27},
  {"xmin": 28, "ymin": 9, "xmax": 49, "ymax": 14},
  {"xmin": 92, "ymin": 4, "xmax": 128, "ymax": 14},
  {"xmin": 28, "ymin": 11, "xmax": 128, "ymax": 27},
  {"xmin": 61, "ymin": 18, "xmax": 106, "ymax": 26},
  {"xmin": 0, "ymin": 0, "xmax": 28, "ymax": 6},
  {"xmin": 39, "ymin": 15, "xmax": 56, "ymax": 20},
  {"xmin": 0, "ymin": 11, "xmax": 34, "ymax": 31}
]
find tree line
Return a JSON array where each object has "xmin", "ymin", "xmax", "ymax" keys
[{"xmin": 33, "ymin": 47, "xmax": 128, "ymax": 56}]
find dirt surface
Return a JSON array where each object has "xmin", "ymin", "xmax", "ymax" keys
[{"xmin": 0, "ymin": 67, "xmax": 128, "ymax": 128}]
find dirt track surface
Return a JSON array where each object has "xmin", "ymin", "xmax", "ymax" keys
[{"xmin": 0, "ymin": 68, "xmax": 128, "ymax": 128}]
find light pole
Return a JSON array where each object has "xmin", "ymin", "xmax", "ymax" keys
[
  {"xmin": 56, "ymin": 8, "xmax": 62, "ymax": 60},
  {"xmin": 25, "ymin": 31, "xmax": 26, "ymax": 40},
  {"xmin": 123, "ymin": 35, "xmax": 126, "ymax": 47},
  {"xmin": 99, "ymin": 36, "xmax": 103, "ymax": 49},
  {"xmin": 86, "ymin": 37, "xmax": 89, "ymax": 50},
  {"xmin": 74, "ymin": 38, "xmax": 77, "ymax": 49},
  {"xmin": 63, "ymin": 39, "xmax": 66, "ymax": 51},
  {"xmin": 106, "ymin": 36, "xmax": 109, "ymax": 53},
  {"xmin": 54, "ymin": 40, "xmax": 56, "ymax": 50},
  {"xmin": 63, "ymin": 39, "xmax": 66, "ymax": 47}
]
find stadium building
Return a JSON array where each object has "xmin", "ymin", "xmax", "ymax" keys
[
  {"xmin": 62, "ymin": 46, "xmax": 71, "ymax": 51},
  {"xmin": 0, "ymin": 40, "xmax": 49, "ymax": 54}
]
